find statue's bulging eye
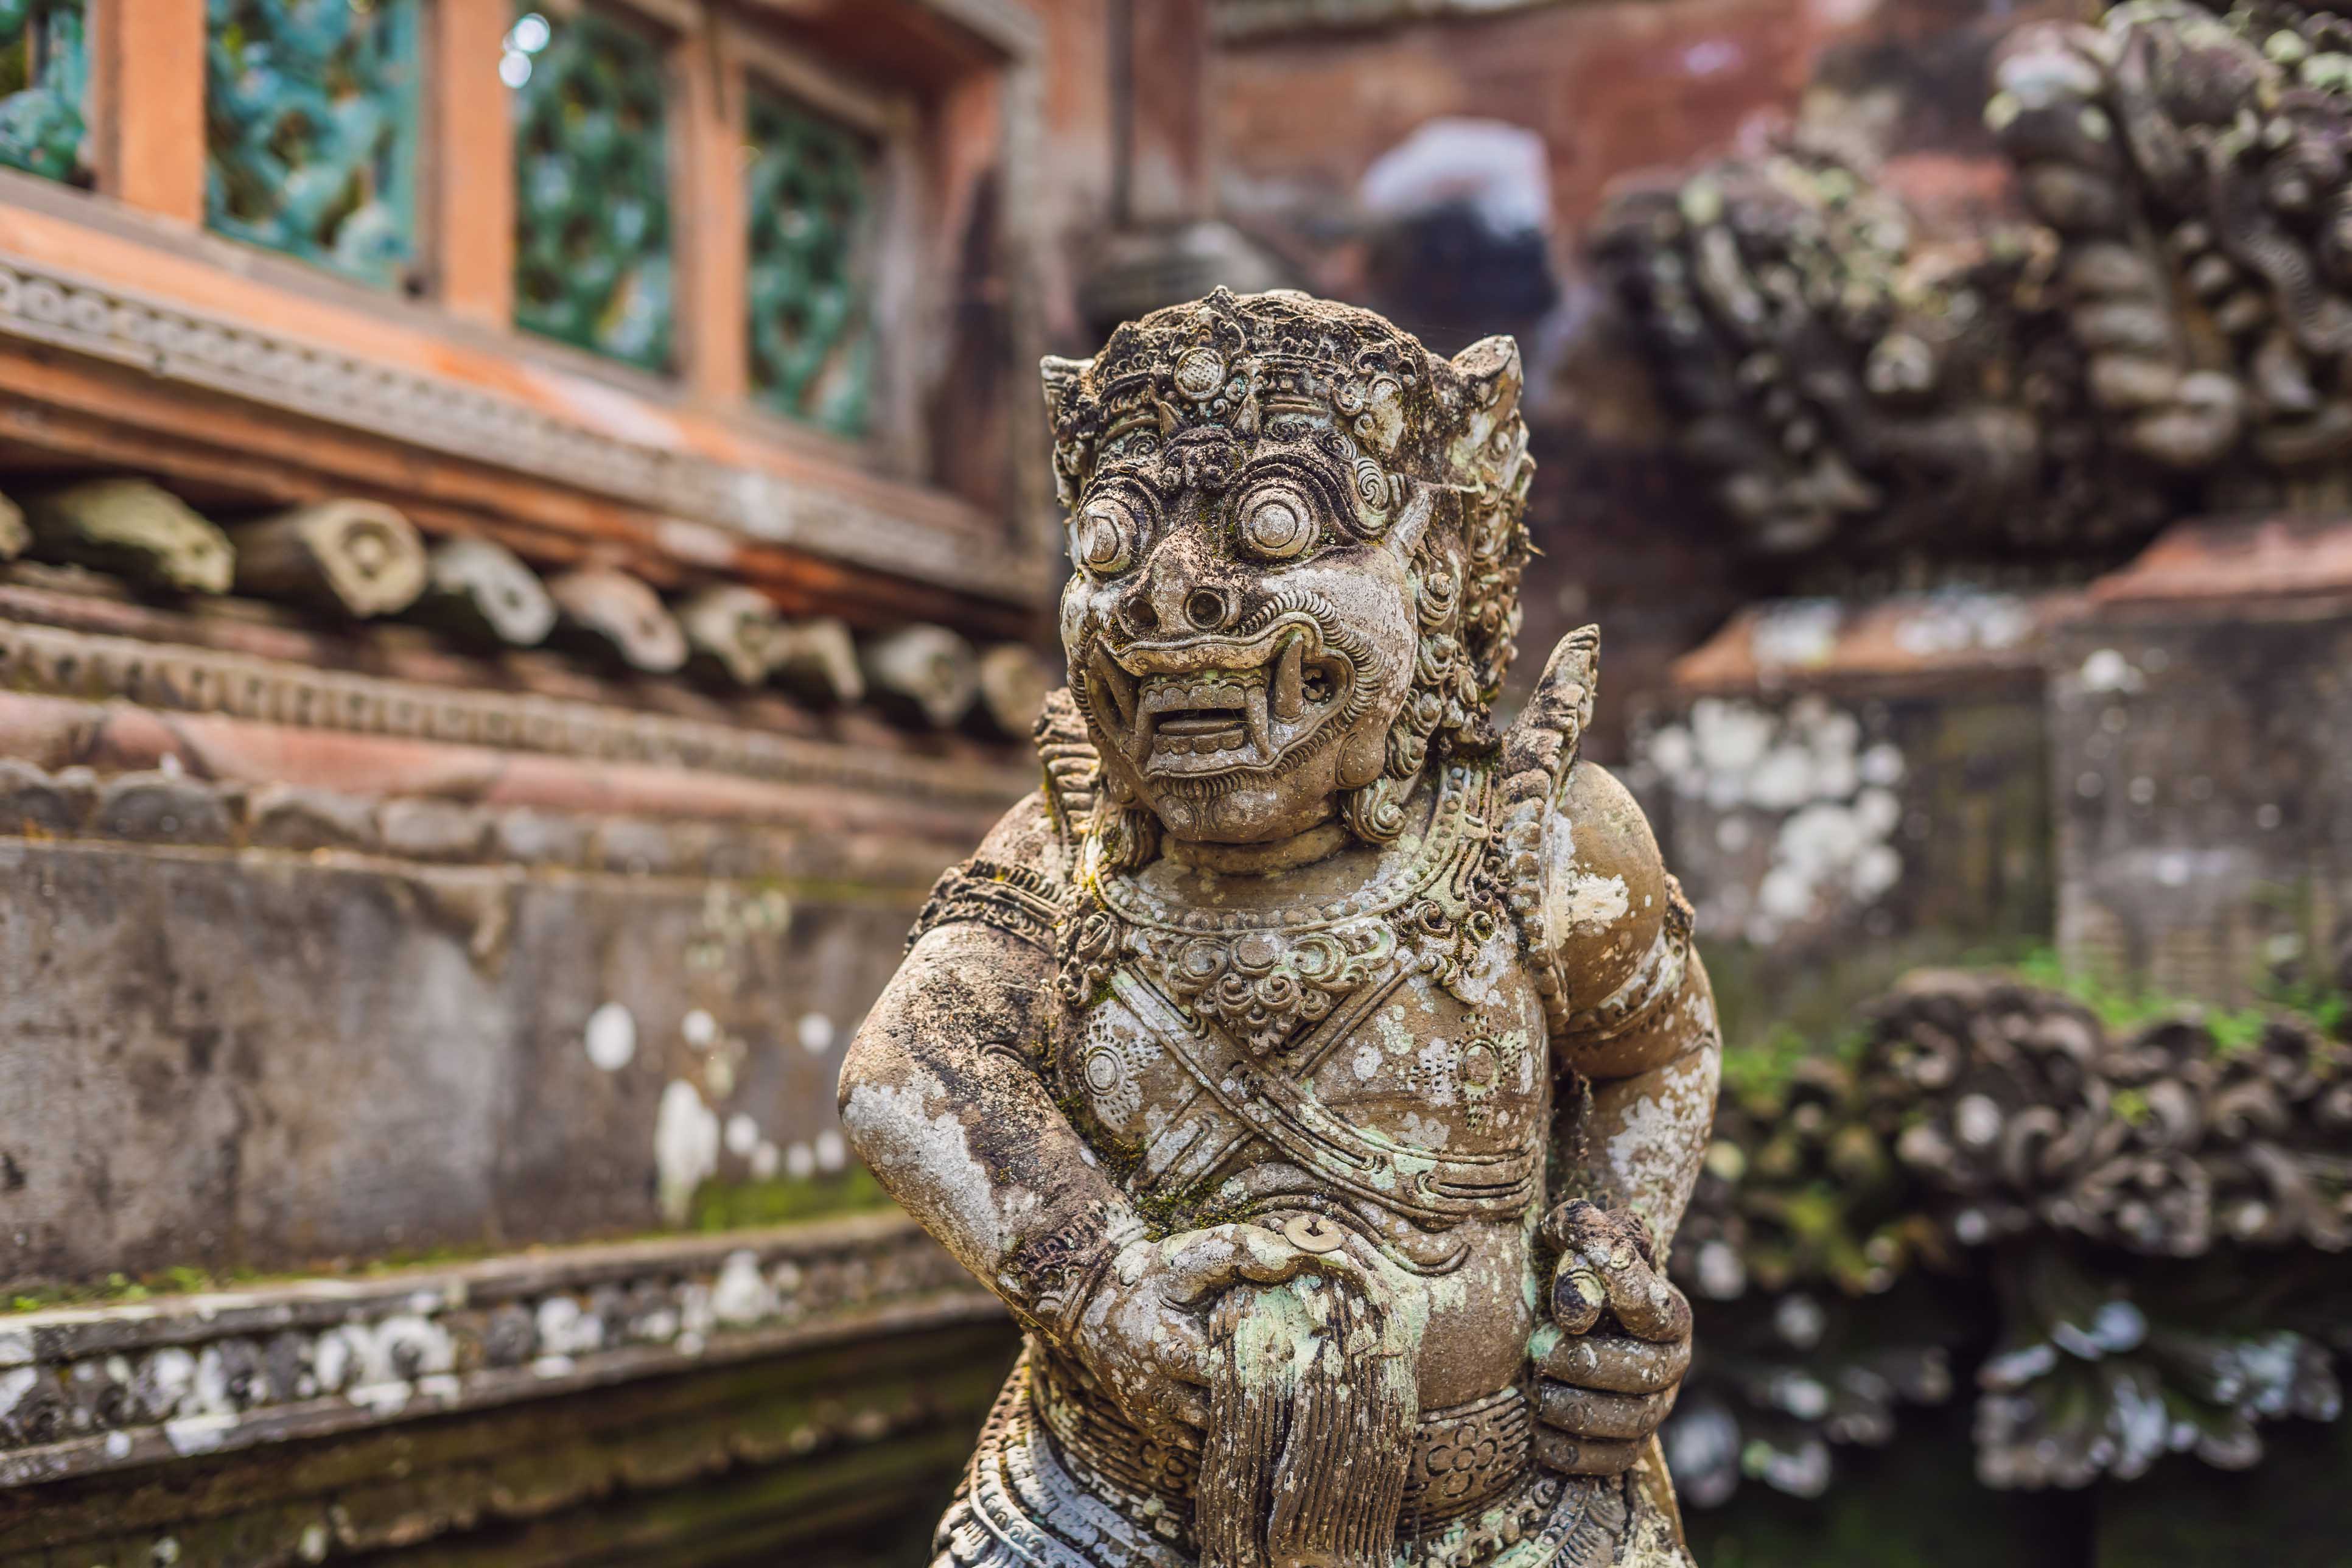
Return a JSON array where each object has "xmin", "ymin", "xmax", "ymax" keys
[
  {"xmin": 1074, "ymin": 492, "xmax": 1141, "ymax": 576},
  {"xmin": 1236, "ymin": 482, "xmax": 1318, "ymax": 561}
]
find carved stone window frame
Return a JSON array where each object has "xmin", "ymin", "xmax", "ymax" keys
[
  {"xmin": 718, "ymin": 20, "xmax": 928, "ymax": 473},
  {"xmin": 0, "ymin": 0, "xmax": 1056, "ymax": 625}
]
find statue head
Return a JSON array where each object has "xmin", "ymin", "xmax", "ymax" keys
[{"xmin": 1044, "ymin": 289, "xmax": 1532, "ymax": 862}]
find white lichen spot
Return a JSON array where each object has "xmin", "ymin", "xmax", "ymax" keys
[
  {"xmin": 142, "ymin": 1347, "xmax": 197, "ymax": 1418},
  {"xmin": 584, "ymin": 1003, "xmax": 636, "ymax": 1071},
  {"xmin": 1749, "ymin": 600, "xmax": 1841, "ymax": 670},
  {"xmin": 348, "ymin": 1380, "xmax": 412, "ymax": 1415},
  {"xmin": 0, "ymin": 1367, "xmax": 35, "ymax": 1422},
  {"xmin": 1399, "ymin": 1109, "xmax": 1453, "ymax": 1150},
  {"xmin": 711, "ymin": 1250, "xmax": 777, "ymax": 1326},
  {"xmin": 1353, "ymin": 1043, "xmax": 1382, "ymax": 1082},
  {"xmin": 163, "ymin": 1413, "xmax": 236, "ymax": 1455},
  {"xmin": 536, "ymin": 1296, "xmax": 603, "ymax": 1357},
  {"xmin": 724, "ymin": 1113, "xmax": 760, "ymax": 1157},
  {"xmin": 1605, "ymin": 1052, "xmax": 1719, "ymax": 1250},
  {"xmin": 654, "ymin": 1079, "xmax": 721, "ymax": 1224},
  {"xmin": 1561, "ymin": 870, "xmax": 1629, "ymax": 930},
  {"xmin": 2080, "ymin": 647, "xmax": 2143, "ymax": 693},
  {"xmin": 1891, "ymin": 589, "xmax": 2032, "ymax": 657},
  {"xmin": 841, "ymin": 1074, "xmax": 1002, "ymax": 1254}
]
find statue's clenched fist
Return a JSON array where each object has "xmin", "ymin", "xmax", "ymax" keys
[{"xmin": 1530, "ymin": 1201, "xmax": 1692, "ymax": 1475}]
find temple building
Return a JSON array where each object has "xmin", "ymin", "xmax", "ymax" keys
[{"xmin": 1, "ymin": 1, "xmax": 2347, "ymax": 1564}]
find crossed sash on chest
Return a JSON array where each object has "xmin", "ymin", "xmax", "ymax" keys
[
  {"xmin": 1096, "ymin": 966, "xmax": 1542, "ymax": 1233},
  {"xmin": 1073, "ymin": 765, "xmax": 1544, "ymax": 1251}
]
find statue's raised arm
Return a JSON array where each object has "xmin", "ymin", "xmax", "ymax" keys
[{"xmin": 841, "ymin": 289, "xmax": 1712, "ymax": 1568}]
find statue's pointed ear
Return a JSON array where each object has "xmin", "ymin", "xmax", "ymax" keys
[
  {"xmin": 1452, "ymin": 336, "xmax": 1523, "ymax": 424},
  {"xmin": 1449, "ymin": 337, "xmax": 1524, "ymax": 480},
  {"xmin": 1041, "ymin": 355, "xmax": 1091, "ymax": 415}
]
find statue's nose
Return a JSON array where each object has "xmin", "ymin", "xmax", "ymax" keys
[{"xmin": 1113, "ymin": 536, "xmax": 1237, "ymax": 638}]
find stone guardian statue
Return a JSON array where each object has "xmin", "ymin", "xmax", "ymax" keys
[{"xmin": 841, "ymin": 290, "xmax": 1719, "ymax": 1568}]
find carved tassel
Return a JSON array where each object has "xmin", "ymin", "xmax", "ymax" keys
[{"xmin": 1200, "ymin": 1272, "xmax": 1415, "ymax": 1568}]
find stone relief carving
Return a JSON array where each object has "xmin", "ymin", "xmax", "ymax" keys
[
  {"xmin": 1595, "ymin": 1, "xmax": 2352, "ymax": 577},
  {"xmin": 841, "ymin": 290, "xmax": 1721, "ymax": 1567},
  {"xmin": 1592, "ymin": 140, "xmax": 2171, "ymax": 574}
]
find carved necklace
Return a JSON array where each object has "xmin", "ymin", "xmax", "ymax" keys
[{"xmin": 1059, "ymin": 763, "xmax": 1510, "ymax": 1059}]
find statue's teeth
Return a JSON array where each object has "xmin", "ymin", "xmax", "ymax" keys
[
  {"xmin": 1273, "ymin": 634, "xmax": 1304, "ymax": 721},
  {"xmin": 1246, "ymin": 684, "xmax": 1272, "ymax": 756},
  {"xmin": 1092, "ymin": 645, "xmax": 1136, "ymax": 724}
]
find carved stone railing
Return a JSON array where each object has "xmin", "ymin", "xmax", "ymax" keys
[{"xmin": 0, "ymin": 1214, "xmax": 1000, "ymax": 1488}]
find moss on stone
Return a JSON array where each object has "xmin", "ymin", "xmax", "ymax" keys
[{"xmin": 687, "ymin": 1167, "xmax": 897, "ymax": 1231}]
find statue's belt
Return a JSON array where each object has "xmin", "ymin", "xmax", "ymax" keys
[{"xmin": 1111, "ymin": 967, "xmax": 1542, "ymax": 1228}]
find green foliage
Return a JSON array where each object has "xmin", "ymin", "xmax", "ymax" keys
[
  {"xmin": 205, "ymin": 0, "xmax": 421, "ymax": 287},
  {"xmin": 1721, "ymin": 1021, "xmax": 1871, "ymax": 1111},
  {"xmin": 511, "ymin": 2, "xmax": 674, "ymax": 371},
  {"xmin": 0, "ymin": 0, "xmax": 88, "ymax": 186},
  {"xmin": 2009, "ymin": 944, "xmax": 2345, "ymax": 1044},
  {"xmin": 746, "ymin": 87, "xmax": 875, "ymax": 436}
]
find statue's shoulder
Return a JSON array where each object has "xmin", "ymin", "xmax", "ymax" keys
[{"xmin": 1495, "ymin": 628, "xmax": 1683, "ymax": 1032}]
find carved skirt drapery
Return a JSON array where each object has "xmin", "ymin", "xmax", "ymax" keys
[{"xmin": 936, "ymin": 1349, "xmax": 1640, "ymax": 1568}]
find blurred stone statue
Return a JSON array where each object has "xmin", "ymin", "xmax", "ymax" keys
[{"xmin": 840, "ymin": 289, "xmax": 1720, "ymax": 1568}]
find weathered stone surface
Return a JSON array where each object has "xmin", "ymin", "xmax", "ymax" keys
[
  {"xmin": 1631, "ymin": 591, "xmax": 2061, "ymax": 1040},
  {"xmin": 592, "ymin": 816, "xmax": 685, "ymax": 877},
  {"xmin": 245, "ymin": 783, "xmax": 380, "ymax": 854},
  {"xmin": 491, "ymin": 805, "xmax": 592, "ymax": 867},
  {"xmin": 0, "ymin": 841, "xmax": 921, "ymax": 1284},
  {"xmin": 374, "ymin": 797, "xmax": 494, "ymax": 863},
  {"xmin": 0, "ymin": 1311, "xmax": 1017, "ymax": 1566},
  {"xmin": 2052, "ymin": 520, "xmax": 2352, "ymax": 1004}
]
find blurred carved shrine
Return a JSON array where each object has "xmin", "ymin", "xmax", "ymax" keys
[{"xmin": 0, "ymin": 1, "xmax": 2347, "ymax": 1567}]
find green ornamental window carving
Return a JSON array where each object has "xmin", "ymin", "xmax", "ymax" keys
[
  {"xmin": 509, "ymin": 5, "xmax": 674, "ymax": 374},
  {"xmin": 0, "ymin": 0, "xmax": 89, "ymax": 187},
  {"xmin": 205, "ymin": 0, "xmax": 422, "ymax": 289},
  {"xmin": 746, "ymin": 88, "xmax": 875, "ymax": 438}
]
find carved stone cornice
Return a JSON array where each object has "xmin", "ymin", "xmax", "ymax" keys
[
  {"xmin": 0, "ymin": 1214, "xmax": 1003, "ymax": 1488},
  {"xmin": 0, "ymin": 617, "xmax": 1032, "ymax": 816},
  {"xmin": 0, "ymin": 253, "xmax": 1054, "ymax": 605}
]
